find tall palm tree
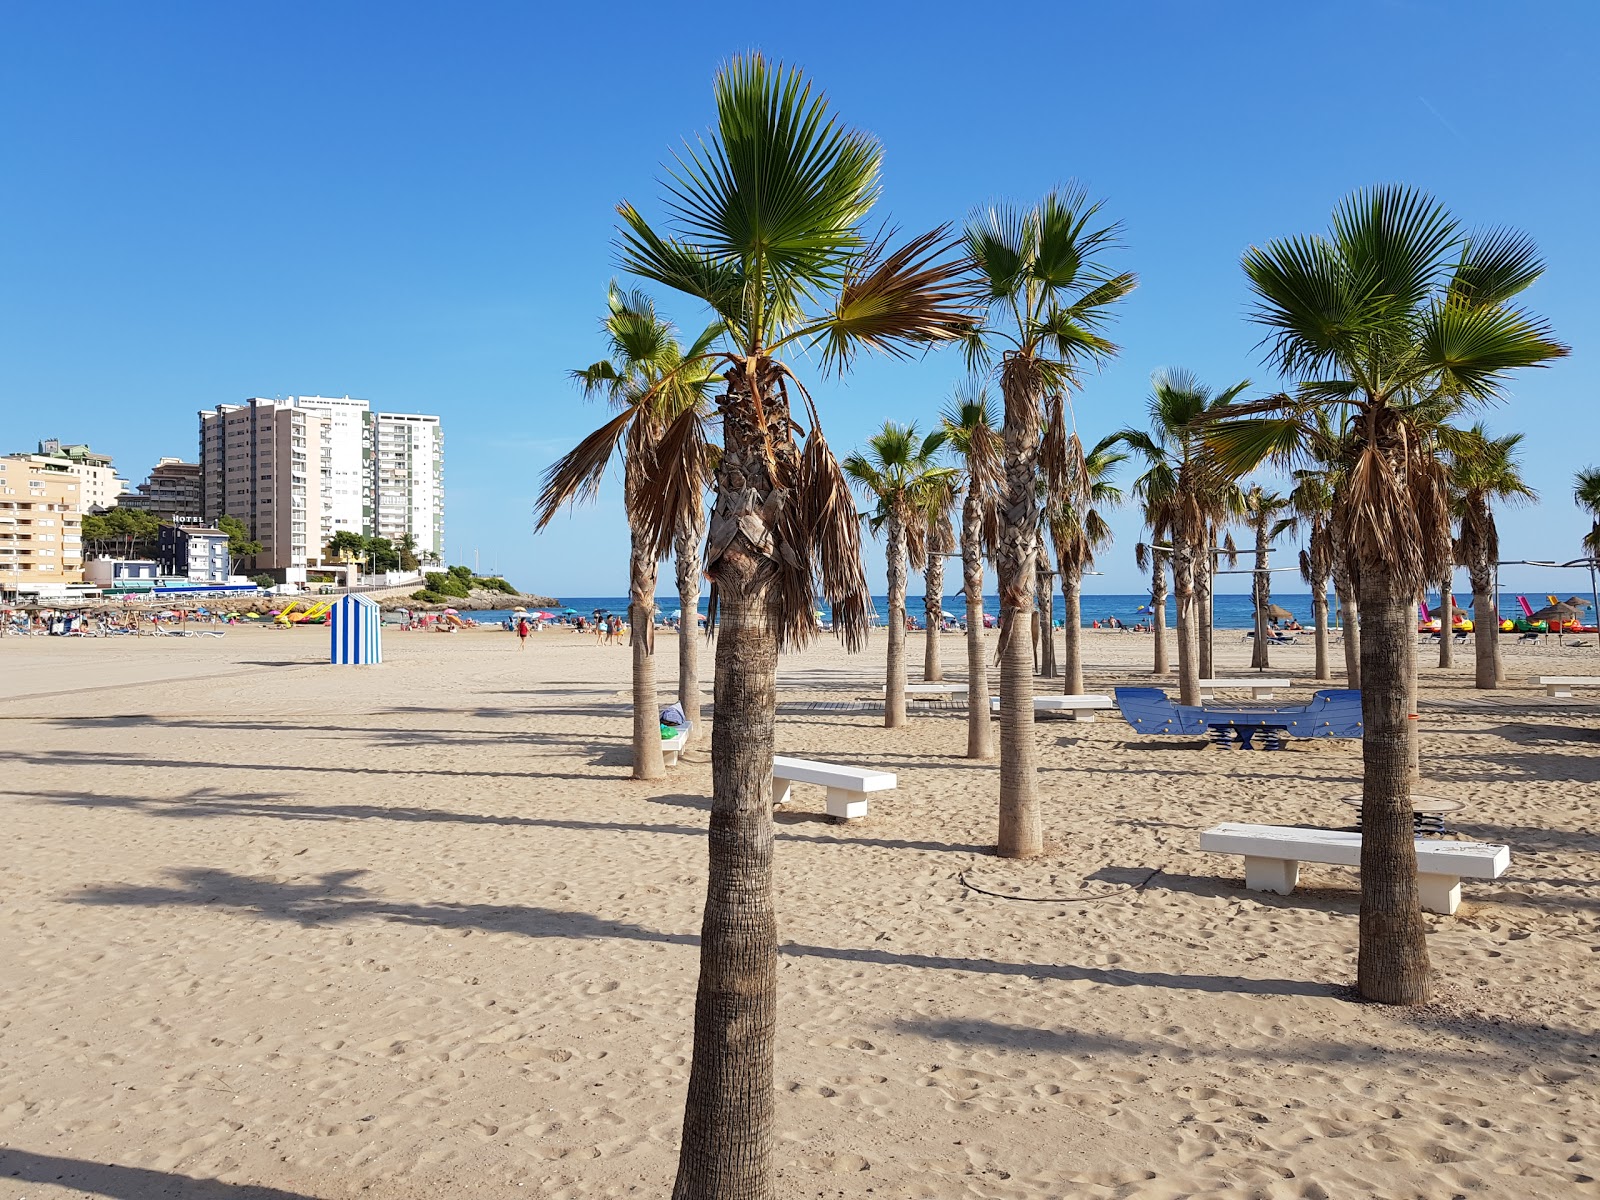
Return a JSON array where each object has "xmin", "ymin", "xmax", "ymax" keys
[
  {"xmin": 1112, "ymin": 371, "xmax": 1248, "ymax": 705},
  {"xmin": 1198, "ymin": 515, "xmax": 1242, "ymax": 680},
  {"xmin": 845, "ymin": 423, "xmax": 955, "ymax": 728},
  {"xmin": 942, "ymin": 388, "xmax": 1001, "ymax": 759},
  {"xmin": 1453, "ymin": 426, "xmax": 1536, "ymax": 688},
  {"xmin": 1047, "ymin": 423, "xmax": 1124, "ymax": 694},
  {"xmin": 537, "ymin": 284, "xmax": 719, "ymax": 781},
  {"xmin": 1574, "ymin": 467, "xmax": 1600, "ymax": 555},
  {"xmin": 600, "ymin": 57, "xmax": 971, "ymax": 1199},
  {"xmin": 961, "ymin": 190, "xmax": 1135, "ymax": 858},
  {"xmin": 1243, "ymin": 486, "xmax": 1293, "ymax": 669},
  {"xmin": 1211, "ymin": 185, "xmax": 1568, "ymax": 1006},
  {"xmin": 921, "ymin": 477, "xmax": 958, "ymax": 682}
]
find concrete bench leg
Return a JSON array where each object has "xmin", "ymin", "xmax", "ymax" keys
[
  {"xmin": 825, "ymin": 787, "xmax": 869, "ymax": 822},
  {"xmin": 773, "ymin": 779, "xmax": 794, "ymax": 807},
  {"xmin": 1417, "ymin": 872, "xmax": 1462, "ymax": 915},
  {"xmin": 1547, "ymin": 685, "xmax": 1572, "ymax": 698},
  {"xmin": 1252, "ymin": 688, "xmax": 1276, "ymax": 700},
  {"xmin": 663, "ymin": 748, "xmax": 679, "ymax": 767},
  {"xmin": 1068, "ymin": 710, "xmax": 1096, "ymax": 723},
  {"xmin": 1243, "ymin": 855, "xmax": 1299, "ymax": 895}
]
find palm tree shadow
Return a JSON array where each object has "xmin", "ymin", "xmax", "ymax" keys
[{"xmin": 0, "ymin": 1148, "xmax": 320, "ymax": 1199}]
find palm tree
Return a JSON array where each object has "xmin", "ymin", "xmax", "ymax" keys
[
  {"xmin": 845, "ymin": 423, "xmax": 956, "ymax": 728},
  {"xmin": 537, "ymin": 284, "xmax": 719, "ymax": 781},
  {"xmin": 942, "ymin": 388, "xmax": 1001, "ymax": 759},
  {"xmin": 1047, "ymin": 424, "xmax": 1124, "ymax": 694},
  {"xmin": 1134, "ymin": 540, "xmax": 1170, "ymax": 675},
  {"xmin": 921, "ymin": 478, "xmax": 958, "ymax": 682},
  {"xmin": 1453, "ymin": 426, "xmax": 1536, "ymax": 688},
  {"xmin": 1284, "ymin": 462, "xmax": 1337, "ymax": 680},
  {"xmin": 1211, "ymin": 186, "xmax": 1568, "ymax": 1006},
  {"xmin": 603, "ymin": 57, "xmax": 970, "ymax": 1198},
  {"xmin": 1574, "ymin": 468, "xmax": 1600, "ymax": 555},
  {"xmin": 1243, "ymin": 486, "xmax": 1293, "ymax": 669},
  {"xmin": 961, "ymin": 189, "xmax": 1136, "ymax": 858},
  {"xmin": 1112, "ymin": 371, "xmax": 1248, "ymax": 705}
]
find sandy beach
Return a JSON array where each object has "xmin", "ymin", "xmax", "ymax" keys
[{"xmin": 1, "ymin": 623, "xmax": 1596, "ymax": 1198}]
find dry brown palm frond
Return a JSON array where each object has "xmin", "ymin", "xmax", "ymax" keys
[
  {"xmin": 793, "ymin": 426, "xmax": 872, "ymax": 651},
  {"xmin": 534, "ymin": 407, "xmax": 636, "ymax": 529},
  {"xmin": 633, "ymin": 404, "xmax": 712, "ymax": 561},
  {"xmin": 1338, "ymin": 440, "xmax": 1426, "ymax": 588}
]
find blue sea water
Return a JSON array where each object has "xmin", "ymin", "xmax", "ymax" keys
[{"xmin": 465, "ymin": 589, "xmax": 1584, "ymax": 631}]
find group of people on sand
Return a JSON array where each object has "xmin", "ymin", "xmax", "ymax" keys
[{"xmin": 1092, "ymin": 616, "xmax": 1154, "ymax": 633}]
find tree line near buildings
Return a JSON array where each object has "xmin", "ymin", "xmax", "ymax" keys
[
  {"xmin": 534, "ymin": 54, "xmax": 1577, "ymax": 1200},
  {"xmin": 80, "ymin": 508, "xmax": 260, "ymax": 568}
]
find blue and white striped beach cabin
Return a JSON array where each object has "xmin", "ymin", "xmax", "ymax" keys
[{"xmin": 330, "ymin": 594, "xmax": 383, "ymax": 664}]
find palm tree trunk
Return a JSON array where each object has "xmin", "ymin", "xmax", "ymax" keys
[
  {"xmin": 1406, "ymin": 597, "xmax": 1421, "ymax": 782},
  {"xmin": 885, "ymin": 512, "xmax": 908, "ymax": 729},
  {"xmin": 1472, "ymin": 571, "xmax": 1497, "ymax": 689},
  {"xmin": 1311, "ymin": 571, "xmax": 1330, "ymax": 681},
  {"xmin": 961, "ymin": 492, "xmax": 993, "ymax": 760},
  {"xmin": 923, "ymin": 541, "xmax": 944, "ymax": 681},
  {"xmin": 995, "ymin": 371, "xmax": 1043, "ymax": 858},
  {"xmin": 1251, "ymin": 534, "xmax": 1270, "ymax": 671},
  {"xmin": 630, "ymin": 530, "xmax": 666, "ymax": 782},
  {"xmin": 1437, "ymin": 571, "xmax": 1453, "ymax": 668},
  {"xmin": 1035, "ymin": 554, "xmax": 1057, "ymax": 679},
  {"xmin": 1172, "ymin": 536, "xmax": 1200, "ymax": 706},
  {"xmin": 1335, "ymin": 562, "xmax": 1361, "ymax": 687},
  {"xmin": 672, "ymin": 552, "xmax": 779, "ymax": 1200},
  {"xmin": 1060, "ymin": 563, "xmax": 1084, "ymax": 695},
  {"xmin": 1151, "ymin": 551, "xmax": 1170, "ymax": 676},
  {"xmin": 675, "ymin": 499, "xmax": 706, "ymax": 743},
  {"xmin": 1196, "ymin": 551, "xmax": 1214, "ymax": 681},
  {"xmin": 1355, "ymin": 571, "xmax": 1431, "ymax": 1007}
]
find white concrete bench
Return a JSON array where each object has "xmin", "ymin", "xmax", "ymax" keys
[
  {"xmin": 660, "ymin": 731, "xmax": 688, "ymax": 767},
  {"xmin": 882, "ymin": 682, "xmax": 969, "ymax": 702},
  {"xmin": 990, "ymin": 694, "xmax": 1115, "ymax": 722},
  {"xmin": 1532, "ymin": 675, "xmax": 1600, "ymax": 698},
  {"xmin": 1199, "ymin": 678, "xmax": 1293, "ymax": 701},
  {"xmin": 1199, "ymin": 822, "xmax": 1510, "ymax": 915},
  {"xmin": 772, "ymin": 755, "xmax": 896, "ymax": 821}
]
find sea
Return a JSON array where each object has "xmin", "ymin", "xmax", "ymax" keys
[{"xmin": 461, "ymin": 589, "xmax": 1588, "ymax": 631}]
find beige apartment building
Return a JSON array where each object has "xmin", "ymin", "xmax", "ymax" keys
[
  {"xmin": 198, "ymin": 399, "xmax": 327, "ymax": 577},
  {"xmin": 0, "ymin": 457, "xmax": 85, "ymax": 590},
  {"xmin": 6, "ymin": 440, "xmax": 129, "ymax": 513}
]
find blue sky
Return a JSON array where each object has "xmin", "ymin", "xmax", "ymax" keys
[{"xmin": 2, "ymin": 1, "xmax": 1595, "ymax": 596}]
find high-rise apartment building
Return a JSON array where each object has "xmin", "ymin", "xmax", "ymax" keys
[
  {"xmin": 133, "ymin": 457, "xmax": 203, "ymax": 524},
  {"xmin": 285, "ymin": 396, "xmax": 369, "ymax": 545},
  {"xmin": 0, "ymin": 457, "xmax": 84, "ymax": 590},
  {"xmin": 371, "ymin": 412, "xmax": 444, "ymax": 561},
  {"xmin": 198, "ymin": 399, "xmax": 328, "ymax": 577},
  {"xmin": 8, "ymin": 440, "xmax": 129, "ymax": 513}
]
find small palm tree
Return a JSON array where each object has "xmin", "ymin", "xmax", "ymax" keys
[
  {"xmin": 1284, "ymin": 460, "xmax": 1338, "ymax": 680},
  {"xmin": 942, "ymin": 387, "xmax": 1002, "ymax": 758},
  {"xmin": 960, "ymin": 189, "xmax": 1136, "ymax": 858},
  {"xmin": 1133, "ymin": 539, "xmax": 1170, "ymax": 676},
  {"xmin": 845, "ymin": 423, "xmax": 956, "ymax": 728},
  {"xmin": 1453, "ymin": 426, "xmax": 1536, "ymax": 688},
  {"xmin": 1047, "ymin": 425, "xmax": 1124, "ymax": 694},
  {"xmin": 1243, "ymin": 486, "xmax": 1293, "ymax": 668},
  {"xmin": 1211, "ymin": 185, "xmax": 1569, "ymax": 1006},
  {"xmin": 1111, "ymin": 370, "xmax": 1248, "ymax": 705},
  {"xmin": 536, "ymin": 284, "xmax": 719, "ymax": 781},
  {"xmin": 607, "ymin": 56, "xmax": 971, "ymax": 1198},
  {"xmin": 1575, "ymin": 468, "xmax": 1600, "ymax": 556}
]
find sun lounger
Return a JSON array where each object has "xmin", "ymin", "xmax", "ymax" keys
[
  {"xmin": 1532, "ymin": 676, "xmax": 1600, "ymax": 697},
  {"xmin": 1198, "ymin": 678, "xmax": 1293, "ymax": 701},
  {"xmin": 990, "ymin": 694, "xmax": 1115, "ymax": 722},
  {"xmin": 1115, "ymin": 686, "xmax": 1362, "ymax": 749},
  {"xmin": 1198, "ymin": 822, "xmax": 1510, "ymax": 914},
  {"xmin": 772, "ymin": 755, "xmax": 896, "ymax": 821}
]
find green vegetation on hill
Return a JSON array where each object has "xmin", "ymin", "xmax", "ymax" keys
[{"xmin": 410, "ymin": 564, "xmax": 521, "ymax": 605}]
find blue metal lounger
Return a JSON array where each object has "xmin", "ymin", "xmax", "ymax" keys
[{"xmin": 1114, "ymin": 687, "xmax": 1363, "ymax": 750}]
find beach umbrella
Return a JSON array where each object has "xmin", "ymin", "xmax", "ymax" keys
[
  {"xmin": 1563, "ymin": 596, "xmax": 1592, "ymax": 609},
  {"xmin": 1265, "ymin": 603, "xmax": 1293, "ymax": 622},
  {"xmin": 1529, "ymin": 602, "xmax": 1579, "ymax": 644}
]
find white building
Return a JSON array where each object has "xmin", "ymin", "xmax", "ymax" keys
[
  {"xmin": 10, "ymin": 441, "xmax": 129, "ymax": 513},
  {"xmin": 370, "ymin": 411, "xmax": 444, "ymax": 562},
  {"xmin": 286, "ymin": 396, "xmax": 370, "ymax": 546}
]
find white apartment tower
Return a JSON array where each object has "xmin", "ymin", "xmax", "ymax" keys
[
  {"xmin": 286, "ymin": 396, "xmax": 370, "ymax": 545},
  {"xmin": 371, "ymin": 411, "xmax": 444, "ymax": 562}
]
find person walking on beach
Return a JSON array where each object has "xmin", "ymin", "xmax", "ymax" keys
[{"xmin": 517, "ymin": 617, "xmax": 531, "ymax": 649}]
